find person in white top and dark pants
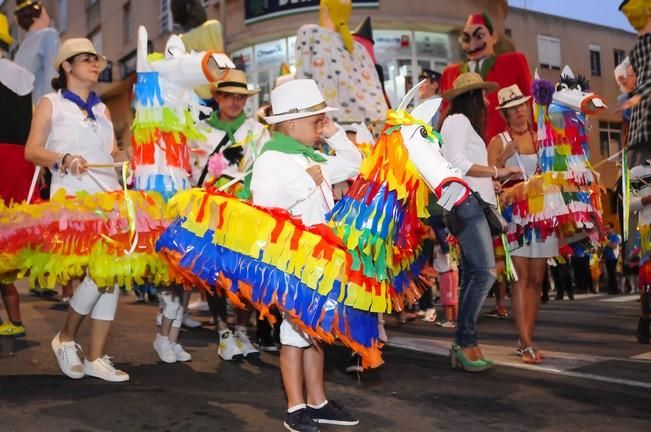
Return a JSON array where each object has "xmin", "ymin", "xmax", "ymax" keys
[{"xmin": 440, "ymin": 72, "xmax": 520, "ymax": 372}]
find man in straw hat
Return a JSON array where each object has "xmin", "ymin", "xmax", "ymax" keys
[
  {"xmin": 0, "ymin": 12, "xmax": 32, "ymax": 338},
  {"xmin": 251, "ymin": 78, "xmax": 361, "ymax": 431},
  {"xmin": 13, "ymin": 0, "xmax": 59, "ymax": 104},
  {"xmin": 190, "ymin": 69, "xmax": 271, "ymax": 362},
  {"xmin": 440, "ymin": 11, "xmax": 532, "ymax": 141}
]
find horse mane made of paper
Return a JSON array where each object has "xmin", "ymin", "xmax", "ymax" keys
[
  {"xmin": 156, "ymin": 83, "xmax": 470, "ymax": 367},
  {"xmin": 501, "ymin": 66, "xmax": 606, "ymax": 248}
]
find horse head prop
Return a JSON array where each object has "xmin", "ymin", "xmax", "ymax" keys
[
  {"xmin": 550, "ymin": 66, "xmax": 607, "ymax": 115},
  {"xmin": 131, "ymin": 26, "xmax": 234, "ymax": 199}
]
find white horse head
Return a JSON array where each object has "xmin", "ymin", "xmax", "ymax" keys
[
  {"xmin": 396, "ymin": 80, "xmax": 469, "ymax": 210},
  {"xmin": 552, "ymin": 65, "xmax": 607, "ymax": 115}
]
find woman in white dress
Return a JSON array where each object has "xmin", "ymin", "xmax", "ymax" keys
[
  {"xmin": 487, "ymin": 84, "xmax": 559, "ymax": 364},
  {"xmin": 24, "ymin": 39, "xmax": 128, "ymax": 382}
]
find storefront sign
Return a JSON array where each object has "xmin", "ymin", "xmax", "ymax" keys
[{"xmin": 245, "ymin": 0, "xmax": 379, "ymax": 24}]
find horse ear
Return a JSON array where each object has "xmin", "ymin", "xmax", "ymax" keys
[
  {"xmin": 561, "ymin": 65, "xmax": 574, "ymax": 79},
  {"xmin": 137, "ymin": 26, "xmax": 151, "ymax": 72},
  {"xmin": 410, "ymin": 97, "xmax": 442, "ymax": 125},
  {"xmin": 534, "ymin": 68, "xmax": 540, "ymax": 80},
  {"xmin": 398, "ymin": 79, "xmax": 426, "ymax": 111}
]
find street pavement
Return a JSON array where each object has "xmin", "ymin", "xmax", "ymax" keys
[{"xmin": 1, "ymin": 283, "xmax": 651, "ymax": 432}]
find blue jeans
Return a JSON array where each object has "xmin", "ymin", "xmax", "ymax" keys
[{"xmin": 452, "ymin": 195, "xmax": 496, "ymax": 348}]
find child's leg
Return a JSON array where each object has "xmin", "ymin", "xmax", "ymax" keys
[
  {"xmin": 304, "ymin": 343, "xmax": 327, "ymax": 406},
  {"xmin": 281, "ymin": 345, "xmax": 306, "ymax": 408},
  {"xmin": 87, "ymin": 285, "xmax": 120, "ymax": 361}
]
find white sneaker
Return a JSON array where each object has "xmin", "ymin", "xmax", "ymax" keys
[
  {"xmin": 182, "ymin": 313, "xmax": 202, "ymax": 328},
  {"xmin": 421, "ymin": 308, "xmax": 437, "ymax": 322},
  {"xmin": 171, "ymin": 342, "xmax": 192, "ymax": 362},
  {"xmin": 51, "ymin": 332, "xmax": 84, "ymax": 379},
  {"xmin": 153, "ymin": 334, "xmax": 177, "ymax": 363},
  {"xmin": 188, "ymin": 299, "xmax": 209, "ymax": 312},
  {"xmin": 83, "ymin": 356, "xmax": 129, "ymax": 382},
  {"xmin": 218, "ymin": 330, "xmax": 244, "ymax": 361},
  {"xmin": 235, "ymin": 329, "xmax": 260, "ymax": 358}
]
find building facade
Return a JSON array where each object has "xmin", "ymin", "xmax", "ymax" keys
[{"xmin": 0, "ymin": 0, "xmax": 636, "ymax": 223}]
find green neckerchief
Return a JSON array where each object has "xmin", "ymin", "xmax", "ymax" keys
[
  {"xmin": 260, "ymin": 132, "xmax": 327, "ymax": 163},
  {"xmin": 460, "ymin": 55, "xmax": 496, "ymax": 79},
  {"xmin": 206, "ymin": 111, "xmax": 246, "ymax": 145}
]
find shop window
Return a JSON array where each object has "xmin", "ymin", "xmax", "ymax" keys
[
  {"xmin": 589, "ymin": 45, "xmax": 601, "ymax": 76},
  {"xmin": 537, "ymin": 35, "xmax": 561, "ymax": 70},
  {"xmin": 599, "ymin": 120, "xmax": 622, "ymax": 157}
]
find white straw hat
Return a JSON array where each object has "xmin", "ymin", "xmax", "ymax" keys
[
  {"xmin": 264, "ymin": 79, "xmax": 338, "ymax": 125},
  {"xmin": 53, "ymin": 38, "xmax": 107, "ymax": 71}
]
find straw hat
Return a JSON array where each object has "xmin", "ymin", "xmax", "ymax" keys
[
  {"xmin": 495, "ymin": 84, "xmax": 531, "ymax": 110},
  {"xmin": 212, "ymin": 69, "xmax": 259, "ymax": 96},
  {"xmin": 442, "ymin": 72, "xmax": 498, "ymax": 100},
  {"xmin": 53, "ymin": 38, "xmax": 107, "ymax": 71},
  {"xmin": 0, "ymin": 13, "xmax": 14, "ymax": 46},
  {"xmin": 264, "ymin": 79, "xmax": 338, "ymax": 125}
]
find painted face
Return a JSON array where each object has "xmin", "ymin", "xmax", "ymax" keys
[
  {"xmin": 215, "ymin": 91, "xmax": 248, "ymax": 121},
  {"xmin": 619, "ymin": 0, "xmax": 651, "ymax": 31},
  {"xmin": 460, "ymin": 23, "xmax": 496, "ymax": 61},
  {"xmin": 287, "ymin": 113, "xmax": 326, "ymax": 147}
]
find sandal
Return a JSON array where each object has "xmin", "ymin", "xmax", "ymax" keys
[{"xmin": 520, "ymin": 347, "xmax": 542, "ymax": 364}]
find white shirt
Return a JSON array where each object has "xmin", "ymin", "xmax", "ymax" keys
[
  {"xmin": 250, "ymin": 127, "xmax": 361, "ymax": 226},
  {"xmin": 440, "ymin": 114, "xmax": 497, "ymax": 205},
  {"xmin": 44, "ymin": 91, "xmax": 120, "ymax": 196},
  {"xmin": 190, "ymin": 117, "xmax": 269, "ymax": 186}
]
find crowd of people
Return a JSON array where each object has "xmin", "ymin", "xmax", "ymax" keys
[{"xmin": 0, "ymin": 1, "xmax": 650, "ymax": 431}]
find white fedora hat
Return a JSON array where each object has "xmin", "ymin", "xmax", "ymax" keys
[{"xmin": 264, "ymin": 79, "xmax": 338, "ymax": 125}]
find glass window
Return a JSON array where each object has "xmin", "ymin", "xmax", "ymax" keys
[
  {"xmin": 599, "ymin": 120, "xmax": 622, "ymax": 157},
  {"xmin": 589, "ymin": 45, "xmax": 601, "ymax": 76},
  {"xmin": 414, "ymin": 32, "xmax": 449, "ymax": 59},
  {"xmin": 159, "ymin": 0, "xmax": 173, "ymax": 35},
  {"xmin": 537, "ymin": 35, "xmax": 561, "ymax": 70},
  {"xmin": 614, "ymin": 49, "xmax": 627, "ymax": 67},
  {"xmin": 232, "ymin": 46, "xmax": 254, "ymax": 73},
  {"xmin": 58, "ymin": 0, "xmax": 68, "ymax": 34},
  {"xmin": 123, "ymin": 2, "xmax": 132, "ymax": 43}
]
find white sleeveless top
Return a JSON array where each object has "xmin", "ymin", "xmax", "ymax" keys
[
  {"xmin": 43, "ymin": 91, "xmax": 120, "ymax": 196},
  {"xmin": 499, "ymin": 132, "xmax": 538, "ymax": 179}
]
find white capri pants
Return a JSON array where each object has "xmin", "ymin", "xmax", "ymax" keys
[
  {"xmin": 160, "ymin": 290, "xmax": 184, "ymax": 328},
  {"xmin": 69, "ymin": 276, "xmax": 120, "ymax": 321}
]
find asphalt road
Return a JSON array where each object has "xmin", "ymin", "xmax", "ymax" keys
[{"xmin": 1, "ymin": 285, "xmax": 650, "ymax": 432}]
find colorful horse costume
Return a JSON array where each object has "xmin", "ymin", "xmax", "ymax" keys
[
  {"xmin": 0, "ymin": 26, "xmax": 233, "ymax": 290},
  {"xmin": 500, "ymin": 67, "xmax": 606, "ymax": 250},
  {"xmin": 157, "ymin": 87, "xmax": 469, "ymax": 367}
]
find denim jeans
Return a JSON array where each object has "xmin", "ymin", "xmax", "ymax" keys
[{"xmin": 451, "ymin": 194, "xmax": 496, "ymax": 348}]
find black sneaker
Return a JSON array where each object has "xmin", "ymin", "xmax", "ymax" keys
[
  {"xmin": 344, "ymin": 353, "xmax": 363, "ymax": 374},
  {"xmin": 307, "ymin": 400, "xmax": 359, "ymax": 426},
  {"xmin": 255, "ymin": 334, "xmax": 279, "ymax": 352},
  {"xmin": 284, "ymin": 408, "xmax": 319, "ymax": 432},
  {"xmin": 637, "ymin": 318, "xmax": 650, "ymax": 344}
]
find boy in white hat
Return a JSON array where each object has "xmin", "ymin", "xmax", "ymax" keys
[{"xmin": 250, "ymin": 79, "xmax": 361, "ymax": 432}]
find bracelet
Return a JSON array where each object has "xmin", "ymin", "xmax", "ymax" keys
[{"xmin": 492, "ymin": 166, "xmax": 498, "ymax": 179}]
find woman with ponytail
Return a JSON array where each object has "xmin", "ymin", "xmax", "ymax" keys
[{"xmin": 24, "ymin": 38, "xmax": 128, "ymax": 382}]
